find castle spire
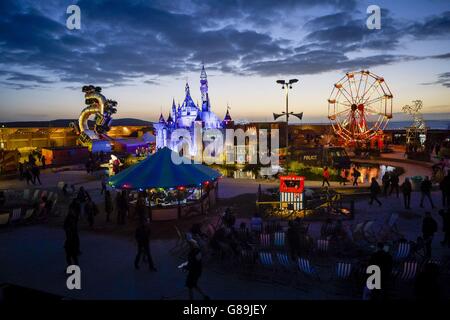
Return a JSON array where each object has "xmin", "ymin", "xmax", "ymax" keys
[{"xmin": 200, "ymin": 64, "xmax": 210, "ymax": 112}]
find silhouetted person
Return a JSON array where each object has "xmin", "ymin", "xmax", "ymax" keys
[
  {"xmin": 389, "ymin": 172, "xmax": 399, "ymax": 198},
  {"xmin": 134, "ymin": 223, "xmax": 156, "ymax": 271},
  {"xmin": 104, "ymin": 190, "xmax": 113, "ymax": 223},
  {"xmin": 24, "ymin": 165, "xmax": 34, "ymax": 185},
  {"xmin": 41, "ymin": 155, "xmax": 46, "ymax": 169},
  {"xmin": 31, "ymin": 165, "xmax": 41, "ymax": 185},
  {"xmin": 84, "ymin": 198, "xmax": 98, "ymax": 228},
  {"xmin": 101, "ymin": 179, "xmax": 107, "ymax": 195},
  {"xmin": 287, "ymin": 220, "xmax": 301, "ymax": 259},
  {"xmin": 322, "ymin": 167, "xmax": 331, "ymax": 187},
  {"xmin": 183, "ymin": 239, "xmax": 209, "ymax": 300},
  {"xmin": 414, "ymin": 262, "xmax": 441, "ymax": 300},
  {"xmin": 117, "ymin": 190, "xmax": 128, "ymax": 225},
  {"xmin": 18, "ymin": 162, "xmax": 24, "ymax": 180},
  {"xmin": 368, "ymin": 242, "xmax": 393, "ymax": 300},
  {"xmin": 352, "ymin": 168, "xmax": 360, "ymax": 186},
  {"xmin": 420, "ymin": 176, "xmax": 435, "ymax": 209},
  {"xmin": 382, "ymin": 172, "xmax": 391, "ymax": 196},
  {"xmin": 64, "ymin": 211, "xmax": 80, "ymax": 267},
  {"xmin": 439, "ymin": 172, "xmax": 450, "ymax": 208},
  {"xmin": 369, "ymin": 177, "xmax": 382, "ymax": 206},
  {"xmin": 439, "ymin": 208, "xmax": 450, "ymax": 247},
  {"xmin": 339, "ymin": 168, "xmax": 348, "ymax": 186},
  {"xmin": 401, "ymin": 178, "xmax": 412, "ymax": 209},
  {"xmin": 422, "ymin": 212, "xmax": 438, "ymax": 258},
  {"xmin": 135, "ymin": 196, "xmax": 148, "ymax": 225}
]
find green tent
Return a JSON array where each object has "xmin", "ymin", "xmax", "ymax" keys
[{"xmin": 108, "ymin": 147, "xmax": 221, "ymax": 190}]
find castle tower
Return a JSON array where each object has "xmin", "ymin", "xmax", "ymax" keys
[{"xmin": 200, "ymin": 64, "xmax": 210, "ymax": 112}]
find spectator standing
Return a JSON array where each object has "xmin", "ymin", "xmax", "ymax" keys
[
  {"xmin": 104, "ymin": 190, "xmax": 114, "ymax": 223},
  {"xmin": 389, "ymin": 172, "xmax": 400, "ymax": 198},
  {"xmin": 369, "ymin": 177, "xmax": 382, "ymax": 206},
  {"xmin": 134, "ymin": 223, "xmax": 157, "ymax": 271},
  {"xmin": 420, "ymin": 176, "xmax": 435, "ymax": 209},
  {"xmin": 401, "ymin": 178, "xmax": 412, "ymax": 209},
  {"xmin": 422, "ymin": 212, "xmax": 438, "ymax": 258},
  {"xmin": 322, "ymin": 167, "xmax": 331, "ymax": 187}
]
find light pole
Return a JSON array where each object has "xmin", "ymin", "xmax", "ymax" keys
[{"xmin": 274, "ymin": 79, "xmax": 302, "ymax": 172}]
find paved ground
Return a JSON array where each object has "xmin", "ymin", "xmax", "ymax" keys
[{"xmin": 1, "ymin": 156, "xmax": 449, "ymax": 300}]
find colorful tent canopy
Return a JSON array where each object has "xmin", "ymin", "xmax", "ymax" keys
[{"xmin": 108, "ymin": 147, "xmax": 221, "ymax": 190}]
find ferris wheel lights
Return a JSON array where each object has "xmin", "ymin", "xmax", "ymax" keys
[
  {"xmin": 328, "ymin": 99, "xmax": 336, "ymax": 103},
  {"xmin": 361, "ymin": 70, "xmax": 370, "ymax": 75},
  {"xmin": 385, "ymin": 94, "xmax": 393, "ymax": 99},
  {"xmin": 346, "ymin": 73, "xmax": 354, "ymax": 78},
  {"xmin": 377, "ymin": 77, "xmax": 385, "ymax": 83},
  {"xmin": 334, "ymin": 83, "xmax": 342, "ymax": 89}
]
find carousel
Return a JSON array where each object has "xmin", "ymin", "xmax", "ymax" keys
[{"xmin": 108, "ymin": 147, "xmax": 221, "ymax": 221}]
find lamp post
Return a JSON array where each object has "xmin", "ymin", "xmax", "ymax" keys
[{"xmin": 274, "ymin": 79, "xmax": 302, "ymax": 172}]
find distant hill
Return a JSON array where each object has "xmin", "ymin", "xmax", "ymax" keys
[{"xmin": 0, "ymin": 118, "xmax": 153, "ymax": 128}]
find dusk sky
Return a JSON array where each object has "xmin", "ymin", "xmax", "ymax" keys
[{"xmin": 0, "ymin": 0, "xmax": 449, "ymax": 123}]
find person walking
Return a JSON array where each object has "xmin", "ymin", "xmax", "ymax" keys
[
  {"xmin": 322, "ymin": 167, "xmax": 331, "ymax": 187},
  {"xmin": 401, "ymin": 178, "xmax": 412, "ymax": 209},
  {"xmin": 117, "ymin": 190, "xmax": 128, "ymax": 225},
  {"xmin": 368, "ymin": 242, "xmax": 393, "ymax": 300},
  {"xmin": 18, "ymin": 162, "xmax": 24, "ymax": 180},
  {"xmin": 389, "ymin": 172, "xmax": 400, "ymax": 198},
  {"xmin": 420, "ymin": 176, "xmax": 435, "ymax": 209},
  {"xmin": 84, "ymin": 198, "xmax": 98, "ymax": 228},
  {"xmin": 352, "ymin": 167, "xmax": 360, "ymax": 186},
  {"xmin": 24, "ymin": 164, "xmax": 34, "ymax": 185},
  {"xmin": 41, "ymin": 155, "xmax": 46, "ymax": 169},
  {"xmin": 64, "ymin": 211, "xmax": 80, "ymax": 267},
  {"xmin": 104, "ymin": 190, "xmax": 114, "ymax": 223},
  {"xmin": 31, "ymin": 165, "xmax": 42, "ymax": 185},
  {"xmin": 339, "ymin": 168, "xmax": 348, "ymax": 186},
  {"xmin": 101, "ymin": 179, "xmax": 107, "ymax": 195},
  {"xmin": 439, "ymin": 172, "xmax": 450, "ymax": 208},
  {"xmin": 382, "ymin": 172, "xmax": 391, "ymax": 197},
  {"xmin": 369, "ymin": 177, "xmax": 382, "ymax": 206},
  {"xmin": 422, "ymin": 212, "xmax": 438, "ymax": 258},
  {"xmin": 439, "ymin": 208, "xmax": 450, "ymax": 247},
  {"xmin": 183, "ymin": 239, "xmax": 210, "ymax": 300},
  {"xmin": 135, "ymin": 196, "xmax": 148, "ymax": 225},
  {"xmin": 134, "ymin": 223, "xmax": 157, "ymax": 271}
]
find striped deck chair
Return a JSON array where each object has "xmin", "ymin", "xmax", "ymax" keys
[
  {"xmin": 351, "ymin": 221, "xmax": 365, "ymax": 241},
  {"xmin": 57, "ymin": 181, "xmax": 65, "ymax": 190},
  {"xmin": 23, "ymin": 189, "xmax": 30, "ymax": 200},
  {"xmin": 275, "ymin": 252, "xmax": 295, "ymax": 285},
  {"xmin": 9, "ymin": 208, "xmax": 22, "ymax": 223},
  {"xmin": 394, "ymin": 242, "xmax": 411, "ymax": 260},
  {"xmin": 0, "ymin": 212, "xmax": 10, "ymax": 226},
  {"xmin": 46, "ymin": 191, "xmax": 54, "ymax": 201},
  {"xmin": 274, "ymin": 232, "xmax": 285, "ymax": 248},
  {"xmin": 297, "ymin": 257, "xmax": 320, "ymax": 280},
  {"xmin": 276, "ymin": 252, "xmax": 292, "ymax": 270},
  {"xmin": 31, "ymin": 190, "xmax": 40, "ymax": 202},
  {"xmin": 257, "ymin": 251, "xmax": 275, "ymax": 282},
  {"xmin": 363, "ymin": 220, "xmax": 377, "ymax": 243},
  {"xmin": 260, "ymin": 233, "xmax": 271, "ymax": 247},
  {"xmin": 336, "ymin": 262, "xmax": 353, "ymax": 280},
  {"xmin": 395, "ymin": 261, "xmax": 419, "ymax": 282},
  {"xmin": 23, "ymin": 208, "xmax": 34, "ymax": 221},
  {"xmin": 239, "ymin": 249, "xmax": 256, "ymax": 279},
  {"xmin": 317, "ymin": 239, "xmax": 329, "ymax": 253}
]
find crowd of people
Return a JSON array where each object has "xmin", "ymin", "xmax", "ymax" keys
[{"xmin": 18, "ymin": 152, "xmax": 44, "ymax": 185}]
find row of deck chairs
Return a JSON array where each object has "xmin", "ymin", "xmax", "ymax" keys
[
  {"xmin": 23, "ymin": 188, "xmax": 58, "ymax": 204},
  {"xmin": 0, "ymin": 208, "xmax": 36, "ymax": 227},
  {"xmin": 238, "ymin": 248, "xmax": 449, "ymax": 296}
]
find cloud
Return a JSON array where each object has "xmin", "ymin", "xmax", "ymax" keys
[
  {"xmin": 422, "ymin": 72, "xmax": 450, "ymax": 88},
  {"xmin": 0, "ymin": 0, "xmax": 449, "ymax": 90}
]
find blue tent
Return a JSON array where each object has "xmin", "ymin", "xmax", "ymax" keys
[{"xmin": 108, "ymin": 147, "xmax": 221, "ymax": 190}]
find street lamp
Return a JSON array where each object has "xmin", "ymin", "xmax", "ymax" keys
[{"xmin": 274, "ymin": 79, "xmax": 303, "ymax": 172}]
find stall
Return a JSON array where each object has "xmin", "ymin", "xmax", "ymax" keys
[{"xmin": 107, "ymin": 147, "xmax": 221, "ymax": 221}]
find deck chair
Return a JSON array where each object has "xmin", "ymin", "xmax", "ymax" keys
[
  {"xmin": 274, "ymin": 232, "xmax": 285, "ymax": 248},
  {"xmin": 31, "ymin": 190, "xmax": 40, "ymax": 202},
  {"xmin": 362, "ymin": 220, "xmax": 377, "ymax": 243},
  {"xmin": 317, "ymin": 239, "xmax": 330, "ymax": 253},
  {"xmin": 9, "ymin": 208, "xmax": 22, "ymax": 223},
  {"xmin": 0, "ymin": 212, "xmax": 10, "ymax": 226},
  {"xmin": 394, "ymin": 261, "xmax": 419, "ymax": 282},
  {"xmin": 351, "ymin": 222, "xmax": 365, "ymax": 241},
  {"xmin": 260, "ymin": 233, "xmax": 271, "ymax": 247},
  {"xmin": 238, "ymin": 249, "xmax": 257, "ymax": 280},
  {"xmin": 394, "ymin": 242, "xmax": 411, "ymax": 260},
  {"xmin": 170, "ymin": 226, "xmax": 189, "ymax": 254},
  {"xmin": 46, "ymin": 191, "xmax": 54, "ymax": 201},
  {"xmin": 274, "ymin": 252, "xmax": 295, "ymax": 285},
  {"xmin": 297, "ymin": 257, "xmax": 320, "ymax": 280},
  {"xmin": 23, "ymin": 189, "xmax": 30, "ymax": 200},
  {"xmin": 256, "ymin": 251, "xmax": 275, "ymax": 282},
  {"xmin": 23, "ymin": 208, "xmax": 34, "ymax": 221},
  {"xmin": 57, "ymin": 181, "xmax": 65, "ymax": 190},
  {"xmin": 336, "ymin": 262, "xmax": 353, "ymax": 280}
]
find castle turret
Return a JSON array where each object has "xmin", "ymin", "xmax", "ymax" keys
[{"xmin": 200, "ymin": 64, "xmax": 210, "ymax": 112}]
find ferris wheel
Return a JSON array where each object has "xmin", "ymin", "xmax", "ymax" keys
[{"xmin": 328, "ymin": 70, "xmax": 393, "ymax": 143}]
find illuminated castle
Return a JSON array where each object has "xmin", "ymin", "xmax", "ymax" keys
[{"xmin": 154, "ymin": 65, "xmax": 233, "ymax": 154}]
